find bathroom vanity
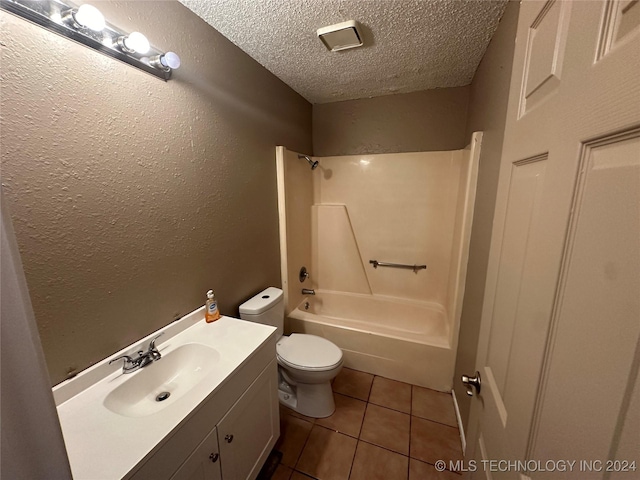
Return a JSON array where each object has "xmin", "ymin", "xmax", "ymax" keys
[{"xmin": 53, "ymin": 311, "xmax": 279, "ymax": 480}]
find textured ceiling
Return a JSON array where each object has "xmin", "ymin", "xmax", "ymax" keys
[{"xmin": 179, "ymin": 0, "xmax": 509, "ymax": 104}]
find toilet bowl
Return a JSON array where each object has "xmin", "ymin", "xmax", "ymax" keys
[
  {"xmin": 239, "ymin": 287, "xmax": 343, "ymax": 418},
  {"xmin": 276, "ymin": 333, "xmax": 343, "ymax": 417}
]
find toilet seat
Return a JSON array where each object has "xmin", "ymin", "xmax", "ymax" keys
[{"xmin": 277, "ymin": 334, "xmax": 343, "ymax": 371}]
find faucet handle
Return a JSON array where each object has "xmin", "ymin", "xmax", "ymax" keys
[
  {"xmin": 149, "ymin": 331, "xmax": 164, "ymax": 350},
  {"xmin": 148, "ymin": 332, "xmax": 165, "ymax": 361},
  {"xmin": 299, "ymin": 266, "xmax": 310, "ymax": 283},
  {"xmin": 109, "ymin": 354, "xmax": 134, "ymax": 366}
]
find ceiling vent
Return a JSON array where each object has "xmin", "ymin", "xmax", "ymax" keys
[{"xmin": 317, "ymin": 20, "xmax": 363, "ymax": 52}]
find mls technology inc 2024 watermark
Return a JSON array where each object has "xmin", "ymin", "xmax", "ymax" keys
[{"xmin": 434, "ymin": 459, "xmax": 637, "ymax": 474}]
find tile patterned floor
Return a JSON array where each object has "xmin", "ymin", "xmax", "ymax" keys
[{"xmin": 272, "ymin": 368, "xmax": 463, "ymax": 480}]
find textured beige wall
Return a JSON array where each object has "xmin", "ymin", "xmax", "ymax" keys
[
  {"xmin": 312, "ymin": 87, "xmax": 470, "ymax": 156},
  {"xmin": 0, "ymin": 1, "xmax": 311, "ymax": 385},
  {"xmin": 453, "ymin": 0, "xmax": 520, "ymax": 429}
]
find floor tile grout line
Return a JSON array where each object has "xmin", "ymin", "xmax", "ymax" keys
[
  {"xmin": 346, "ymin": 438, "xmax": 361, "ymax": 480},
  {"xmin": 412, "ymin": 414, "xmax": 460, "ymax": 430},
  {"xmin": 411, "ymin": 384, "xmax": 459, "ymax": 428},
  {"xmin": 300, "ymin": 424, "xmax": 359, "ymax": 479},
  {"xmin": 304, "ymin": 414, "xmax": 457, "ymax": 466},
  {"xmin": 290, "ymin": 417, "xmax": 316, "ymax": 472},
  {"xmin": 300, "ymin": 407, "xmax": 463, "ymax": 433},
  {"xmin": 356, "ymin": 438, "xmax": 461, "ymax": 475},
  {"xmin": 340, "ymin": 369, "xmax": 455, "ymax": 398},
  {"xmin": 292, "ymin": 468, "xmax": 319, "ymax": 479},
  {"xmin": 332, "ymin": 368, "xmax": 374, "ymax": 403},
  {"xmin": 280, "ymin": 419, "xmax": 460, "ymax": 476},
  {"xmin": 332, "ymin": 389, "xmax": 371, "ymax": 404},
  {"xmin": 358, "ymin": 437, "xmax": 408, "ymax": 459},
  {"xmin": 368, "ymin": 398, "xmax": 412, "ymax": 415},
  {"xmin": 291, "ymin": 468, "xmax": 318, "ymax": 479},
  {"xmin": 333, "ymin": 391, "xmax": 368, "ymax": 404},
  {"xmin": 366, "ymin": 400, "xmax": 412, "ymax": 418},
  {"xmin": 311, "ymin": 420, "xmax": 362, "ymax": 440},
  {"xmin": 369, "ymin": 374, "xmax": 413, "ymax": 414},
  {"xmin": 355, "ymin": 400, "xmax": 365, "ymax": 439},
  {"xmin": 290, "ymin": 416, "xmax": 412, "ymax": 475},
  {"xmin": 298, "ymin": 413, "xmax": 452, "ymax": 443}
]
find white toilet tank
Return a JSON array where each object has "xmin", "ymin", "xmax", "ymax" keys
[{"xmin": 238, "ymin": 287, "xmax": 285, "ymax": 337}]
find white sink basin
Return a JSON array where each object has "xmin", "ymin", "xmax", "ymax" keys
[{"xmin": 103, "ymin": 343, "xmax": 220, "ymax": 417}]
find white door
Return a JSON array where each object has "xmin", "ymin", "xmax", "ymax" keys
[{"xmin": 465, "ymin": 1, "xmax": 640, "ymax": 479}]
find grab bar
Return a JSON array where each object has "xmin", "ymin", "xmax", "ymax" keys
[{"xmin": 369, "ymin": 260, "xmax": 427, "ymax": 273}]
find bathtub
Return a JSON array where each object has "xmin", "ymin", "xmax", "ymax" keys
[{"xmin": 285, "ymin": 290, "xmax": 456, "ymax": 391}]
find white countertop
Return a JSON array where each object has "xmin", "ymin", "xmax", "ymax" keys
[{"xmin": 54, "ymin": 310, "xmax": 276, "ymax": 480}]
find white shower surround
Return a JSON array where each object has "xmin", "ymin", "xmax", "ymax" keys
[{"xmin": 276, "ymin": 133, "xmax": 481, "ymax": 389}]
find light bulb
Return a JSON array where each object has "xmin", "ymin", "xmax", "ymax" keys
[
  {"xmin": 161, "ymin": 52, "xmax": 181, "ymax": 69},
  {"xmin": 123, "ymin": 32, "xmax": 150, "ymax": 54},
  {"xmin": 74, "ymin": 4, "xmax": 105, "ymax": 31},
  {"xmin": 150, "ymin": 52, "xmax": 181, "ymax": 71}
]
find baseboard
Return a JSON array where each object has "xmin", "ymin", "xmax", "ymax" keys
[{"xmin": 451, "ymin": 388, "xmax": 466, "ymax": 454}]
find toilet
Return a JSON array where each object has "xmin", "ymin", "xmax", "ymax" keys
[{"xmin": 239, "ymin": 287, "xmax": 343, "ymax": 418}]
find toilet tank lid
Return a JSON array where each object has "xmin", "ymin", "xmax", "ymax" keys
[{"xmin": 238, "ymin": 287, "xmax": 284, "ymax": 315}]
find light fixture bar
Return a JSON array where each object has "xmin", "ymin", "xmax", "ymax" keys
[{"xmin": 0, "ymin": 0, "xmax": 177, "ymax": 81}]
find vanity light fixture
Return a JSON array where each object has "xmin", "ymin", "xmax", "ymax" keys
[{"xmin": 0, "ymin": 0, "xmax": 180, "ymax": 81}]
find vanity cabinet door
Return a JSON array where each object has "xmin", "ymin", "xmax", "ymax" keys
[
  {"xmin": 217, "ymin": 360, "xmax": 279, "ymax": 480},
  {"xmin": 170, "ymin": 426, "xmax": 222, "ymax": 480}
]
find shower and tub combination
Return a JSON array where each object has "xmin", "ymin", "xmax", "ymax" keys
[{"xmin": 275, "ymin": 133, "xmax": 482, "ymax": 391}]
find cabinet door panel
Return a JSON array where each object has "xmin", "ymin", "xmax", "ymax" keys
[
  {"xmin": 218, "ymin": 360, "xmax": 279, "ymax": 480},
  {"xmin": 170, "ymin": 427, "xmax": 222, "ymax": 480}
]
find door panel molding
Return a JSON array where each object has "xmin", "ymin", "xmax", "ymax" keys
[
  {"xmin": 526, "ymin": 125, "xmax": 640, "ymax": 460},
  {"xmin": 597, "ymin": 0, "xmax": 640, "ymax": 60},
  {"xmin": 513, "ymin": 152, "xmax": 549, "ymax": 167},
  {"xmin": 486, "ymin": 156, "xmax": 547, "ymax": 397},
  {"xmin": 519, "ymin": 0, "xmax": 572, "ymax": 117}
]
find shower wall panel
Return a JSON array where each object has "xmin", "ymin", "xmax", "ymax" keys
[
  {"xmin": 311, "ymin": 205, "xmax": 371, "ymax": 295},
  {"xmin": 276, "ymin": 147, "xmax": 313, "ymax": 312},
  {"xmin": 447, "ymin": 133, "xmax": 482, "ymax": 351},
  {"xmin": 314, "ymin": 151, "xmax": 463, "ymax": 305}
]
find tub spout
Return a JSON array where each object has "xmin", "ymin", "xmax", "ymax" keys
[{"xmin": 301, "ymin": 288, "xmax": 315, "ymax": 295}]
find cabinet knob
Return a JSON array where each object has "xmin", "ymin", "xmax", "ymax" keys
[
  {"xmin": 224, "ymin": 434, "xmax": 234, "ymax": 443},
  {"xmin": 209, "ymin": 453, "xmax": 219, "ymax": 463}
]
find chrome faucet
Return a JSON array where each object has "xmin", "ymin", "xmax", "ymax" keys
[
  {"xmin": 301, "ymin": 288, "xmax": 315, "ymax": 295},
  {"xmin": 109, "ymin": 332, "xmax": 164, "ymax": 374}
]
